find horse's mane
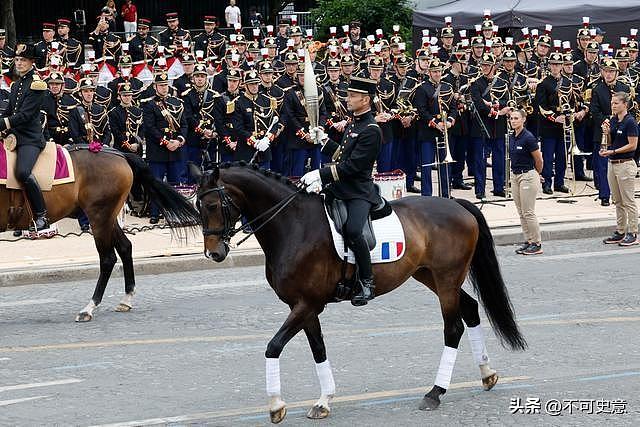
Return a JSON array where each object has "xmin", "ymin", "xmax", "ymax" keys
[{"xmin": 215, "ymin": 161, "xmax": 301, "ymax": 193}]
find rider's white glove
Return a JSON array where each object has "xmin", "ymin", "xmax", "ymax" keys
[
  {"xmin": 255, "ymin": 137, "xmax": 270, "ymax": 152},
  {"xmin": 300, "ymin": 169, "xmax": 322, "ymax": 193},
  {"xmin": 310, "ymin": 126, "xmax": 329, "ymax": 146}
]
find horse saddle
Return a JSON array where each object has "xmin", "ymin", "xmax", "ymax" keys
[
  {"xmin": 325, "ymin": 188, "xmax": 393, "ymax": 250},
  {"xmin": 0, "ymin": 140, "xmax": 75, "ymax": 191}
]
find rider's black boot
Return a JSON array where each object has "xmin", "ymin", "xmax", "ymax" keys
[{"xmin": 351, "ymin": 277, "xmax": 375, "ymax": 306}]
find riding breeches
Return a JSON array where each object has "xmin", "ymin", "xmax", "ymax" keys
[
  {"xmin": 344, "ymin": 198, "xmax": 374, "ymax": 279},
  {"xmin": 16, "ymin": 144, "xmax": 47, "ymax": 215}
]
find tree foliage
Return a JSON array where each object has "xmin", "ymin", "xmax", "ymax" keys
[{"xmin": 310, "ymin": 0, "xmax": 413, "ymax": 48}]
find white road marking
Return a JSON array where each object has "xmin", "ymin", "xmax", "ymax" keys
[
  {"xmin": 0, "ymin": 395, "xmax": 50, "ymax": 407},
  {"xmin": 534, "ymin": 247, "xmax": 640, "ymax": 261},
  {"xmin": 0, "ymin": 357, "xmax": 11, "ymax": 361},
  {"xmin": 0, "ymin": 298, "xmax": 59, "ymax": 308},
  {"xmin": 89, "ymin": 376, "xmax": 531, "ymax": 426},
  {"xmin": 174, "ymin": 280, "xmax": 269, "ymax": 291},
  {"xmin": 0, "ymin": 378, "xmax": 83, "ymax": 393}
]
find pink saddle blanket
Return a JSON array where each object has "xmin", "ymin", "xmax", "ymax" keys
[{"xmin": 0, "ymin": 142, "xmax": 75, "ymax": 190}]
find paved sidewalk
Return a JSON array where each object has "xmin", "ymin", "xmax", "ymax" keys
[{"xmin": 0, "ymin": 178, "xmax": 628, "ymax": 286}]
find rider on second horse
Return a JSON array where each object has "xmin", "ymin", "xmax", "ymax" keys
[
  {"xmin": 0, "ymin": 43, "xmax": 49, "ymax": 231},
  {"xmin": 300, "ymin": 76, "xmax": 382, "ymax": 306}
]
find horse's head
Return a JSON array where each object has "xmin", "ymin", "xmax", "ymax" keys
[{"xmin": 189, "ymin": 163, "xmax": 241, "ymax": 262}]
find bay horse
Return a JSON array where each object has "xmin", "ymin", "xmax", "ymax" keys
[
  {"xmin": 191, "ymin": 162, "xmax": 527, "ymax": 423},
  {"xmin": 0, "ymin": 147, "xmax": 200, "ymax": 322}
]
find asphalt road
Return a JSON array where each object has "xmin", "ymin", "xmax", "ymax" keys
[{"xmin": 1, "ymin": 237, "xmax": 639, "ymax": 426}]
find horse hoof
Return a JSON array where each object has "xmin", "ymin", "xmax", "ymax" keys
[
  {"xmin": 307, "ymin": 404, "xmax": 330, "ymax": 419},
  {"xmin": 114, "ymin": 303, "xmax": 132, "ymax": 312},
  {"xmin": 483, "ymin": 372, "xmax": 499, "ymax": 391},
  {"xmin": 75, "ymin": 312, "xmax": 93, "ymax": 322},
  {"xmin": 269, "ymin": 406, "xmax": 287, "ymax": 424},
  {"xmin": 418, "ymin": 394, "xmax": 440, "ymax": 411}
]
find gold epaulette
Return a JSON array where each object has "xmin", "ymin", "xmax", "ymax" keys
[
  {"xmin": 31, "ymin": 75, "xmax": 47, "ymax": 91},
  {"xmin": 181, "ymin": 88, "xmax": 192, "ymax": 97},
  {"xmin": 226, "ymin": 101, "xmax": 235, "ymax": 114}
]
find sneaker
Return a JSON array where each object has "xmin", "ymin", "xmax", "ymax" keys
[
  {"xmin": 522, "ymin": 243, "xmax": 543, "ymax": 255},
  {"xmin": 515, "ymin": 242, "xmax": 530, "ymax": 254},
  {"xmin": 619, "ymin": 233, "xmax": 639, "ymax": 247},
  {"xmin": 603, "ymin": 231, "xmax": 625, "ymax": 244}
]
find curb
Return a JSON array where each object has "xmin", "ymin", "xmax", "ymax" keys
[{"xmin": 0, "ymin": 220, "xmax": 613, "ymax": 287}]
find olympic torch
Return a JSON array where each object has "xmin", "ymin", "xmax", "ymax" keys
[{"xmin": 303, "ymin": 48, "xmax": 320, "ymax": 144}]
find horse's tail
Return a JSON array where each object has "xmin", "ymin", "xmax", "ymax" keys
[
  {"xmin": 122, "ymin": 153, "xmax": 200, "ymax": 232},
  {"xmin": 455, "ymin": 198, "xmax": 527, "ymax": 351}
]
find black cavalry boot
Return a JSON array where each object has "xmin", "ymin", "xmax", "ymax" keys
[
  {"xmin": 23, "ymin": 174, "xmax": 49, "ymax": 232},
  {"xmin": 351, "ymin": 277, "xmax": 375, "ymax": 307}
]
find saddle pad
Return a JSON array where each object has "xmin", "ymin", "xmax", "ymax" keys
[
  {"xmin": 0, "ymin": 141, "xmax": 75, "ymax": 191},
  {"xmin": 325, "ymin": 205, "xmax": 406, "ymax": 264}
]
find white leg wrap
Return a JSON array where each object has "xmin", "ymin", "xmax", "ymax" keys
[
  {"xmin": 434, "ymin": 346, "xmax": 458, "ymax": 390},
  {"xmin": 315, "ymin": 360, "xmax": 336, "ymax": 396},
  {"xmin": 266, "ymin": 357, "xmax": 281, "ymax": 397},
  {"xmin": 81, "ymin": 300, "xmax": 97, "ymax": 315},
  {"xmin": 119, "ymin": 292, "xmax": 134, "ymax": 307},
  {"xmin": 467, "ymin": 325, "xmax": 490, "ymax": 366}
]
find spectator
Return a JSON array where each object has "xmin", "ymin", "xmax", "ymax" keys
[
  {"xmin": 102, "ymin": 2, "xmax": 117, "ymax": 33},
  {"xmin": 225, "ymin": 0, "xmax": 242, "ymax": 28},
  {"xmin": 248, "ymin": 6, "xmax": 264, "ymax": 28},
  {"xmin": 121, "ymin": 0, "xmax": 137, "ymax": 37}
]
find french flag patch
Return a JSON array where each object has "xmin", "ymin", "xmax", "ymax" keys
[{"xmin": 381, "ymin": 242, "xmax": 404, "ymax": 260}]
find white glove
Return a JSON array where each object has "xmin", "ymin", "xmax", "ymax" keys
[
  {"xmin": 308, "ymin": 127, "xmax": 318, "ymax": 142},
  {"xmin": 311, "ymin": 126, "xmax": 329, "ymax": 146},
  {"xmin": 300, "ymin": 169, "xmax": 322, "ymax": 193},
  {"xmin": 255, "ymin": 137, "xmax": 270, "ymax": 152}
]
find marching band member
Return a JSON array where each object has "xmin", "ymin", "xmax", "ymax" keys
[{"xmin": 143, "ymin": 71, "xmax": 188, "ymax": 223}]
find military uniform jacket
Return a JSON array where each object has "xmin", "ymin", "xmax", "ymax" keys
[
  {"xmin": 573, "ymin": 60, "xmax": 600, "ymax": 86},
  {"xmin": 108, "ymin": 103, "xmax": 143, "ymax": 152},
  {"xmin": 182, "ymin": 85, "xmax": 219, "ymax": 148},
  {"xmin": 275, "ymin": 73, "xmax": 296, "ymax": 92},
  {"xmin": 470, "ymin": 74, "xmax": 509, "ymax": 138},
  {"xmin": 34, "ymin": 40, "xmax": 51, "ymax": 70},
  {"xmin": 128, "ymin": 33, "xmax": 159, "ymax": 63},
  {"xmin": 88, "ymin": 31, "xmax": 121, "ymax": 65},
  {"xmin": 158, "ymin": 27, "xmax": 191, "ymax": 51},
  {"xmin": 0, "ymin": 44, "xmax": 14, "ymax": 71},
  {"xmin": 42, "ymin": 91, "xmax": 78, "ymax": 145},
  {"xmin": 373, "ymin": 77, "xmax": 397, "ymax": 144},
  {"xmin": 74, "ymin": 85, "xmax": 112, "ymax": 110},
  {"xmin": 173, "ymin": 73, "xmax": 193, "ymax": 96},
  {"xmin": 231, "ymin": 92, "xmax": 275, "ymax": 162},
  {"xmin": 319, "ymin": 111, "xmax": 382, "ymax": 204},
  {"xmin": 57, "ymin": 36, "xmax": 83, "ymax": 68},
  {"xmin": 193, "ymin": 30, "xmax": 226, "ymax": 60},
  {"xmin": 212, "ymin": 69, "xmax": 228, "ymax": 94},
  {"xmin": 143, "ymin": 95, "xmax": 188, "ymax": 162},
  {"xmin": 590, "ymin": 80, "xmax": 631, "ymax": 144},
  {"xmin": 535, "ymin": 74, "xmax": 574, "ymax": 139},
  {"xmin": 414, "ymin": 79, "xmax": 458, "ymax": 142},
  {"xmin": 70, "ymin": 101, "xmax": 111, "ymax": 145},
  {"xmin": 0, "ymin": 68, "xmax": 47, "ymax": 148},
  {"xmin": 282, "ymin": 83, "xmax": 328, "ymax": 150},
  {"xmin": 442, "ymin": 70, "xmax": 471, "ymax": 137},
  {"xmin": 213, "ymin": 89, "xmax": 239, "ymax": 156}
]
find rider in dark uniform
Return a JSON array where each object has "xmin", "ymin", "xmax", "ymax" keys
[
  {"xmin": 299, "ymin": 76, "xmax": 382, "ymax": 306},
  {"xmin": 158, "ymin": 13, "xmax": 191, "ymax": 54},
  {"xmin": 193, "ymin": 16, "xmax": 226, "ymax": 61},
  {"xmin": 0, "ymin": 43, "xmax": 49, "ymax": 231}
]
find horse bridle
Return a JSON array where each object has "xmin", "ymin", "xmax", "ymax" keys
[
  {"xmin": 197, "ymin": 186, "xmax": 241, "ymax": 243},
  {"xmin": 196, "ymin": 182, "xmax": 306, "ymax": 247}
]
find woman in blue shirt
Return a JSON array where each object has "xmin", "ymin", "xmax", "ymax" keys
[
  {"xmin": 509, "ymin": 109, "xmax": 544, "ymax": 255},
  {"xmin": 600, "ymin": 91, "xmax": 639, "ymax": 246}
]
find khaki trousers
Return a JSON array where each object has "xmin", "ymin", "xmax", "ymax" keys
[
  {"xmin": 512, "ymin": 169, "xmax": 541, "ymax": 243},
  {"xmin": 607, "ymin": 160, "xmax": 639, "ymax": 234}
]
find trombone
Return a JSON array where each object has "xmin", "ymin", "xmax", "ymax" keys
[
  {"xmin": 429, "ymin": 95, "xmax": 455, "ymax": 198},
  {"xmin": 561, "ymin": 101, "xmax": 591, "ymax": 195}
]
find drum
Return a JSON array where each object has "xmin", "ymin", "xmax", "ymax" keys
[{"xmin": 373, "ymin": 169, "xmax": 406, "ymax": 200}]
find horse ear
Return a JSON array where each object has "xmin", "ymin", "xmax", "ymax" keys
[{"xmin": 187, "ymin": 162, "xmax": 203, "ymax": 182}]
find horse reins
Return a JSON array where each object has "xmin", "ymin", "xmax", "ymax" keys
[{"xmin": 197, "ymin": 185, "xmax": 305, "ymax": 247}]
